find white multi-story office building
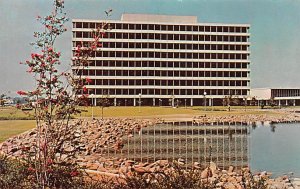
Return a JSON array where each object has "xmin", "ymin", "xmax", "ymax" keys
[{"xmin": 72, "ymin": 14, "xmax": 250, "ymax": 106}]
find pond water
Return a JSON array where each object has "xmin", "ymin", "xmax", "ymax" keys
[
  {"xmin": 250, "ymin": 122, "xmax": 300, "ymax": 177},
  {"xmin": 103, "ymin": 121, "xmax": 300, "ymax": 177}
]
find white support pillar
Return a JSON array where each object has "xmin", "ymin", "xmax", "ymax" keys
[
  {"xmin": 279, "ymin": 100, "xmax": 281, "ymax": 106},
  {"xmin": 114, "ymin": 97, "xmax": 117, "ymax": 106},
  {"xmin": 286, "ymin": 100, "xmax": 288, "ymax": 106},
  {"xmin": 294, "ymin": 99, "xmax": 296, "ymax": 106},
  {"xmin": 209, "ymin": 98, "xmax": 212, "ymax": 106},
  {"xmin": 190, "ymin": 98, "xmax": 193, "ymax": 107},
  {"xmin": 153, "ymin": 98, "xmax": 155, "ymax": 106},
  {"xmin": 134, "ymin": 98, "xmax": 136, "ymax": 106}
]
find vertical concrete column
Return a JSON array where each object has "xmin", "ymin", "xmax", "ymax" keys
[
  {"xmin": 114, "ymin": 97, "xmax": 117, "ymax": 106},
  {"xmin": 286, "ymin": 100, "xmax": 288, "ymax": 106},
  {"xmin": 293, "ymin": 99, "xmax": 296, "ymax": 106},
  {"xmin": 153, "ymin": 98, "xmax": 155, "ymax": 106},
  {"xmin": 209, "ymin": 98, "xmax": 212, "ymax": 106},
  {"xmin": 279, "ymin": 100, "xmax": 281, "ymax": 106},
  {"xmin": 134, "ymin": 98, "xmax": 136, "ymax": 106},
  {"xmin": 190, "ymin": 98, "xmax": 193, "ymax": 107}
]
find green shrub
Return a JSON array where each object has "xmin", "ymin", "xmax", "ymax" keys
[
  {"xmin": 0, "ymin": 154, "xmax": 29, "ymax": 189},
  {"xmin": 0, "ymin": 154, "xmax": 86, "ymax": 189}
]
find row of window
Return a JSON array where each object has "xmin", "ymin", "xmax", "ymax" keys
[
  {"xmin": 73, "ymin": 22, "xmax": 248, "ymax": 33},
  {"xmin": 74, "ymin": 31, "xmax": 249, "ymax": 42},
  {"xmin": 83, "ymin": 88, "xmax": 248, "ymax": 96},
  {"xmin": 78, "ymin": 70, "xmax": 249, "ymax": 78},
  {"xmin": 79, "ymin": 60, "xmax": 249, "ymax": 69},
  {"xmin": 77, "ymin": 51, "xmax": 249, "ymax": 60},
  {"xmin": 73, "ymin": 41, "xmax": 249, "ymax": 51},
  {"xmin": 84, "ymin": 79, "xmax": 248, "ymax": 87},
  {"xmin": 271, "ymin": 89, "xmax": 300, "ymax": 97}
]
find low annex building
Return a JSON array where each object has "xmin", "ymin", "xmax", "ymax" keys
[
  {"xmin": 72, "ymin": 14, "xmax": 250, "ymax": 106},
  {"xmin": 251, "ymin": 88, "xmax": 300, "ymax": 106}
]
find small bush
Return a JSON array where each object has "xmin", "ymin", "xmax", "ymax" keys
[
  {"xmin": 0, "ymin": 154, "xmax": 29, "ymax": 189},
  {"xmin": 0, "ymin": 154, "xmax": 86, "ymax": 189}
]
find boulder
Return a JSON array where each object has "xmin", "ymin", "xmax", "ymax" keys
[
  {"xmin": 155, "ymin": 160, "xmax": 169, "ymax": 167},
  {"xmin": 228, "ymin": 165, "xmax": 234, "ymax": 173},
  {"xmin": 87, "ymin": 163, "xmax": 98, "ymax": 171},
  {"xmin": 193, "ymin": 162, "xmax": 201, "ymax": 169},
  {"xmin": 133, "ymin": 167, "xmax": 148, "ymax": 174},
  {"xmin": 124, "ymin": 160, "xmax": 135, "ymax": 166},
  {"xmin": 224, "ymin": 182, "xmax": 236, "ymax": 189},
  {"xmin": 208, "ymin": 161, "xmax": 217, "ymax": 174},
  {"xmin": 201, "ymin": 168, "xmax": 212, "ymax": 179}
]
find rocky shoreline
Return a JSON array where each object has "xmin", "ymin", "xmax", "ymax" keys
[
  {"xmin": 192, "ymin": 112, "xmax": 300, "ymax": 124},
  {"xmin": 1, "ymin": 114, "xmax": 300, "ymax": 188}
]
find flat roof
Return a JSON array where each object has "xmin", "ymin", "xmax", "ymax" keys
[
  {"xmin": 121, "ymin": 13, "xmax": 197, "ymax": 24},
  {"xmin": 73, "ymin": 13, "xmax": 250, "ymax": 27}
]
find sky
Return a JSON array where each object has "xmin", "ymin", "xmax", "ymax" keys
[{"xmin": 1, "ymin": 0, "xmax": 300, "ymax": 96}]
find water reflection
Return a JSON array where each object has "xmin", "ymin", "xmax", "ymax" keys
[
  {"xmin": 252, "ymin": 122, "xmax": 257, "ymax": 130},
  {"xmin": 270, "ymin": 123, "xmax": 276, "ymax": 132},
  {"xmin": 100, "ymin": 121, "xmax": 300, "ymax": 176},
  {"xmin": 115, "ymin": 121, "xmax": 250, "ymax": 169},
  {"xmin": 250, "ymin": 122, "xmax": 300, "ymax": 177}
]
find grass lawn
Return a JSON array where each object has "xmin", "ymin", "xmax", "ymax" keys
[
  {"xmin": 77, "ymin": 105, "xmax": 282, "ymax": 118},
  {"xmin": 0, "ymin": 120, "xmax": 36, "ymax": 143},
  {"xmin": 0, "ymin": 105, "xmax": 285, "ymax": 120},
  {"xmin": 0, "ymin": 107, "xmax": 34, "ymax": 120}
]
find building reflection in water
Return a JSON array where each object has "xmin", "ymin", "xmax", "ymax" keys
[{"xmin": 111, "ymin": 121, "xmax": 249, "ymax": 169}]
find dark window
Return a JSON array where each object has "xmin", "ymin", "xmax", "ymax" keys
[
  {"xmin": 116, "ymin": 23, "xmax": 122, "ymax": 29},
  {"xmin": 205, "ymin": 26, "xmax": 210, "ymax": 32},
  {"xmin": 83, "ymin": 22, "xmax": 88, "ymax": 28},
  {"xmin": 211, "ymin": 26, "xmax": 216, "ymax": 32},
  {"xmin": 75, "ymin": 22, "xmax": 82, "ymax": 28},
  {"xmin": 123, "ymin": 24, "xmax": 128, "ymax": 29},
  {"xmin": 136, "ymin": 24, "xmax": 141, "ymax": 30},
  {"xmin": 75, "ymin": 32, "xmax": 82, "ymax": 38},
  {"xmin": 193, "ymin": 26, "xmax": 198, "ymax": 32},
  {"xmin": 136, "ymin": 33, "xmax": 141, "ymax": 39},
  {"xmin": 180, "ymin": 25, "xmax": 185, "ymax": 31}
]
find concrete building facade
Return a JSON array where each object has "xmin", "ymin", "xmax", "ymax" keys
[
  {"xmin": 72, "ymin": 14, "xmax": 250, "ymax": 106},
  {"xmin": 251, "ymin": 88, "xmax": 300, "ymax": 106}
]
